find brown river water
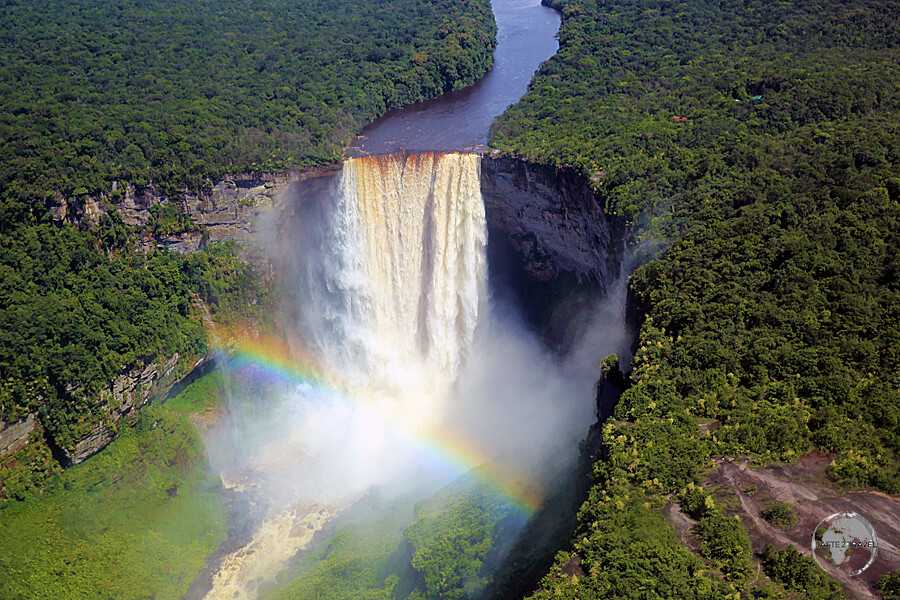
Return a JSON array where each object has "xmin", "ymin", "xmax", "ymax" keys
[{"xmin": 348, "ymin": 0, "xmax": 560, "ymax": 155}]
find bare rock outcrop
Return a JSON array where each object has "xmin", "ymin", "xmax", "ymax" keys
[
  {"xmin": 0, "ymin": 414, "xmax": 38, "ymax": 457},
  {"xmin": 60, "ymin": 353, "xmax": 190, "ymax": 465},
  {"xmin": 49, "ymin": 172, "xmax": 298, "ymax": 257},
  {"xmin": 480, "ymin": 155, "xmax": 627, "ymax": 343}
]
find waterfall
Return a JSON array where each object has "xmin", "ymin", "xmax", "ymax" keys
[
  {"xmin": 203, "ymin": 152, "xmax": 491, "ymax": 600},
  {"xmin": 300, "ymin": 152, "xmax": 488, "ymax": 399}
]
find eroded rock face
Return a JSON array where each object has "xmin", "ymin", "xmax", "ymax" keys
[
  {"xmin": 60, "ymin": 353, "xmax": 190, "ymax": 465},
  {"xmin": 49, "ymin": 172, "xmax": 301, "ymax": 257},
  {"xmin": 36, "ymin": 155, "xmax": 625, "ymax": 465},
  {"xmin": 480, "ymin": 155, "xmax": 626, "ymax": 341},
  {"xmin": 0, "ymin": 415, "xmax": 37, "ymax": 457},
  {"xmin": 31, "ymin": 173, "xmax": 307, "ymax": 466}
]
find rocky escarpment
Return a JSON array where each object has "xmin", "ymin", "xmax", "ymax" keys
[
  {"xmin": 0, "ymin": 415, "xmax": 38, "ymax": 458},
  {"xmin": 59, "ymin": 353, "xmax": 203, "ymax": 465},
  {"xmin": 4, "ymin": 172, "xmax": 309, "ymax": 472},
  {"xmin": 46, "ymin": 170, "xmax": 337, "ymax": 258},
  {"xmin": 0, "ymin": 354, "xmax": 204, "ymax": 470},
  {"xmin": 480, "ymin": 155, "xmax": 626, "ymax": 343}
]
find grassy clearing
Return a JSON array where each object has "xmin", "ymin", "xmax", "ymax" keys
[{"xmin": 0, "ymin": 372, "xmax": 226, "ymax": 600}]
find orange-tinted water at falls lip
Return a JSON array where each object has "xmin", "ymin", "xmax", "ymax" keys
[{"xmin": 347, "ymin": 0, "xmax": 560, "ymax": 157}]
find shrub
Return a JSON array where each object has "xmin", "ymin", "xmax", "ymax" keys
[
  {"xmin": 694, "ymin": 512, "xmax": 753, "ymax": 583},
  {"xmin": 761, "ymin": 502, "xmax": 798, "ymax": 530},
  {"xmin": 761, "ymin": 546, "xmax": 844, "ymax": 600},
  {"xmin": 878, "ymin": 570, "xmax": 900, "ymax": 600}
]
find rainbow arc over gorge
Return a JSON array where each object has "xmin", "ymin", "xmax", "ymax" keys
[{"xmin": 209, "ymin": 324, "xmax": 543, "ymax": 514}]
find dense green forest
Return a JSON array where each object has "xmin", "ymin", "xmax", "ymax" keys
[
  {"xmin": 492, "ymin": 0, "xmax": 899, "ymax": 597},
  {"xmin": 0, "ymin": 0, "xmax": 495, "ymax": 221},
  {"xmin": 0, "ymin": 230, "xmax": 255, "ymax": 448},
  {"xmin": 3, "ymin": 0, "xmax": 898, "ymax": 596}
]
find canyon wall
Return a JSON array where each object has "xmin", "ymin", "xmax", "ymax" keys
[
  {"xmin": 481, "ymin": 155, "xmax": 626, "ymax": 343},
  {"xmin": 46, "ymin": 169, "xmax": 338, "ymax": 259},
  {"xmin": 280, "ymin": 153, "xmax": 626, "ymax": 341},
  {"xmin": 59, "ymin": 353, "xmax": 200, "ymax": 465}
]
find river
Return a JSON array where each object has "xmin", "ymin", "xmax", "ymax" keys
[{"xmin": 348, "ymin": 0, "xmax": 560, "ymax": 155}]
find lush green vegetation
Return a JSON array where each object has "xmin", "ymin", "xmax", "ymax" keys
[
  {"xmin": 694, "ymin": 512, "xmax": 753, "ymax": 583},
  {"xmin": 761, "ymin": 546, "xmax": 845, "ymax": 600},
  {"xmin": 0, "ymin": 371, "xmax": 226, "ymax": 599},
  {"xmin": 531, "ymin": 496, "xmax": 732, "ymax": 599},
  {"xmin": 878, "ymin": 570, "xmax": 900, "ymax": 600},
  {"xmin": 492, "ymin": 0, "xmax": 898, "ymax": 597},
  {"xmin": 0, "ymin": 0, "xmax": 495, "ymax": 220},
  {"xmin": 264, "ymin": 477, "xmax": 521, "ymax": 600},
  {"xmin": 404, "ymin": 477, "xmax": 523, "ymax": 600},
  {"xmin": 761, "ymin": 501, "xmax": 798, "ymax": 530},
  {"xmin": 0, "ymin": 229, "xmax": 260, "ymax": 459}
]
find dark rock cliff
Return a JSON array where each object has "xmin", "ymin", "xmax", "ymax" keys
[
  {"xmin": 272, "ymin": 154, "xmax": 627, "ymax": 347},
  {"xmin": 58, "ymin": 353, "xmax": 200, "ymax": 465},
  {"xmin": 480, "ymin": 155, "xmax": 626, "ymax": 345}
]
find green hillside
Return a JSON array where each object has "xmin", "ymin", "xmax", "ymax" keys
[{"xmin": 0, "ymin": 372, "xmax": 226, "ymax": 600}]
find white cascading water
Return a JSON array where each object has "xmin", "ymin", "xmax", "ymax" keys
[
  {"xmin": 301, "ymin": 152, "xmax": 488, "ymax": 409},
  {"xmin": 204, "ymin": 152, "xmax": 490, "ymax": 599}
]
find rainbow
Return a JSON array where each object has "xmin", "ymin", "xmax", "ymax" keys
[{"xmin": 209, "ymin": 324, "xmax": 542, "ymax": 514}]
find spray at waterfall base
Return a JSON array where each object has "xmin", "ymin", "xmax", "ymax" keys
[{"xmin": 201, "ymin": 152, "xmax": 630, "ymax": 593}]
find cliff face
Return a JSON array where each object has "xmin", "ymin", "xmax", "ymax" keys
[
  {"xmin": 0, "ymin": 415, "xmax": 37, "ymax": 458},
  {"xmin": 15, "ymin": 174, "xmax": 298, "ymax": 469},
  {"xmin": 60, "ymin": 353, "xmax": 196, "ymax": 465},
  {"xmin": 480, "ymin": 155, "xmax": 626, "ymax": 344},
  {"xmin": 0, "ymin": 354, "xmax": 203, "ymax": 472},
  {"xmin": 48, "ymin": 172, "xmax": 302, "ymax": 257},
  {"xmin": 15, "ymin": 154, "xmax": 625, "ymax": 469}
]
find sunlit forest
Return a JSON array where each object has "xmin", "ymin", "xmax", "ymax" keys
[
  {"xmin": 1, "ymin": 0, "xmax": 898, "ymax": 597},
  {"xmin": 1, "ymin": 0, "xmax": 494, "ymax": 215}
]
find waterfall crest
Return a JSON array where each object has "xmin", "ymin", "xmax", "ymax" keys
[{"xmin": 303, "ymin": 152, "xmax": 488, "ymax": 400}]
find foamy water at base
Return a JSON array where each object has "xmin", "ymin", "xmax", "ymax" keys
[{"xmin": 205, "ymin": 504, "xmax": 336, "ymax": 600}]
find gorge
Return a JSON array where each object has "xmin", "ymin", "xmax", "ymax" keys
[
  {"xmin": 176, "ymin": 3, "xmax": 629, "ymax": 587},
  {"xmin": 196, "ymin": 145, "xmax": 630, "ymax": 597},
  {"xmin": 2, "ymin": 0, "xmax": 898, "ymax": 598}
]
